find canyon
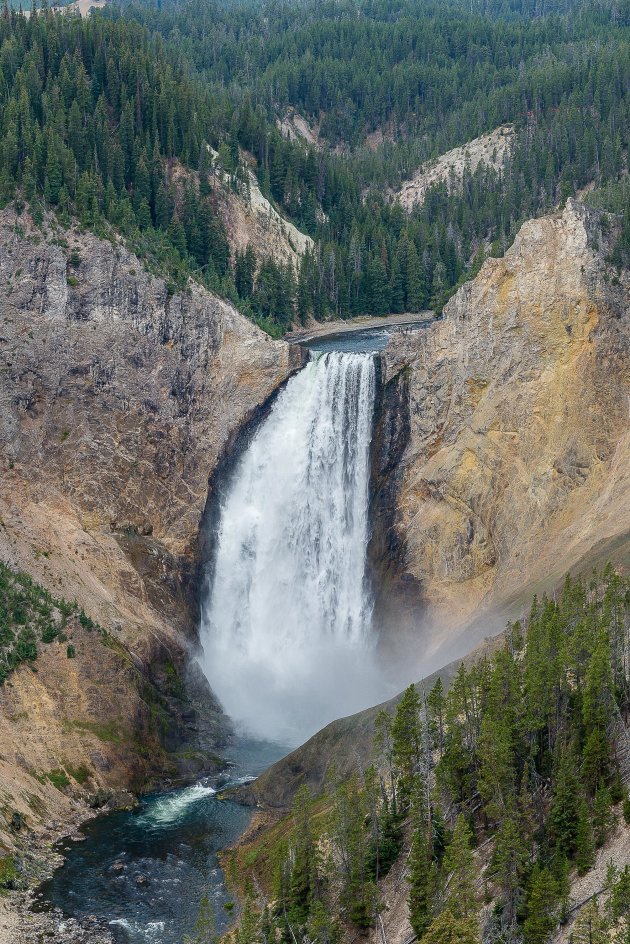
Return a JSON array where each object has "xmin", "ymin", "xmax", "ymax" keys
[
  {"xmin": 249, "ymin": 197, "xmax": 630, "ymax": 808},
  {"xmin": 2, "ymin": 193, "xmax": 630, "ymax": 938}
]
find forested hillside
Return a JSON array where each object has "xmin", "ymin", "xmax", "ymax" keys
[
  {"xmin": 95, "ymin": 0, "xmax": 630, "ymax": 318},
  {"xmin": 2, "ymin": 0, "xmax": 630, "ymax": 328},
  {"xmin": 227, "ymin": 570, "xmax": 630, "ymax": 944}
]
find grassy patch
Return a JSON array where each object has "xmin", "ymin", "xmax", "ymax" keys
[
  {"xmin": 46, "ymin": 768, "xmax": 70, "ymax": 791},
  {"xmin": 0, "ymin": 855, "xmax": 17, "ymax": 889},
  {"xmin": 69, "ymin": 719, "xmax": 124, "ymax": 744},
  {"xmin": 66, "ymin": 763, "xmax": 91, "ymax": 785},
  {"xmin": 164, "ymin": 660, "xmax": 185, "ymax": 699},
  {"xmin": 222, "ymin": 795, "xmax": 332, "ymax": 900}
]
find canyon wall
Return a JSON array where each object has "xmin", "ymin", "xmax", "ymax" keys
[
  {"xmin": 377, "ymin": 199, "xmax": 630, "ymax": 665},
  {"xmin": 0, "ymin": 207, "xmax": 302, "ymax": 848}
]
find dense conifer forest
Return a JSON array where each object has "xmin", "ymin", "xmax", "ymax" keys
[
  {"xmin": 2, "ymin": 0, "xmax": 630, "ymax": 329},
  {"xmin": 225, "ymin": 570, "xmax": 630, "ymax": 944}
]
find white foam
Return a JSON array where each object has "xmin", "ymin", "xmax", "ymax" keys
[
  {"xmin": 109, "ymin": 918, "xmax": 166, "ymax": 942},
  {"xmin": 138, "ymin": 783, "xmax": 216, "ymax": 827}
]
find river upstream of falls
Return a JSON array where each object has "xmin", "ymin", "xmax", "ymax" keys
[{"xmin": 38, "ymin": 325, "xmax": 409, "ymax": 943}]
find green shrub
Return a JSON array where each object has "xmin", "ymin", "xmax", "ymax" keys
[
  {"xmin": 66, "ymin": 275, "xmax": 79, "ymax": 287},
  {"xmin": 67, "ymin": 764, "xmax": 91, "ymax": 785},
  {"xmin": 41, "ymin": 624, "xmax": 59, "ymax": 644},
  {"xmin": 622, "ymin": 795, "xmax": 630, "ymax": 825},
  {"xmin": 78, "ymin": 610, "xmax": 94, "ymax": 631},
  {"xmin": 0, "ymin": 562, "xmax": 99, "ymax": 684},
  {"xmin": 610, "ymin": 772, "xmax": 624, "ymax": 805},
  {"xmin": 0, "ymin": 856, "xmax": 18, "ymax": 889},
  {"xmin": 47, "ymin": 768, "xmax": 70, "ymax": 791},
  {"xmin": 70, "ymin": 719, "xmax": 123, "ymax": 744}
]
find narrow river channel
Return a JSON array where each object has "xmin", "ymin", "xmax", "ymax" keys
[{"xmin": 37, "ymin": 739, "xmax": 287, "ymax": 944}]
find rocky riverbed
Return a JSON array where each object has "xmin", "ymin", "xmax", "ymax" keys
[{"xmin": 0, "ymin": 800, "xmax": 115, "ymax": 944}]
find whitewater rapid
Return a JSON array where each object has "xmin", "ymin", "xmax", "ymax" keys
[{"xmin": 200, "ymin": 351, "xmax": 387, "ymax": 742}]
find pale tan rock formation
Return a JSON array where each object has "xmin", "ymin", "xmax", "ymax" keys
[
  {"xmin": 379, "ymin": 199, "xmax": 630, "ymax": 661},
  {"xmin": 396, "ymin": 126, "xmax": 514, "ymax": 211}
]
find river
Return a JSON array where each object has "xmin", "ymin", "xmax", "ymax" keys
[{"xmin": 37, "ymin": 738, "xmax": 287, "ymax": 944}]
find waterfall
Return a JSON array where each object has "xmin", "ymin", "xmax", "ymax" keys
[{"xmin": 200, "ymin": 351, "xmax": 386, "ymax": 743}]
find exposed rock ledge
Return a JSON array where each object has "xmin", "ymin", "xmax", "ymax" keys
[
  {"xmin": 376, "ymin": 198, "xmax": 630, "ymax": 665},
  {"xmin": 0, "ymin": 207, "xmax": 302, "ymax": 864}
]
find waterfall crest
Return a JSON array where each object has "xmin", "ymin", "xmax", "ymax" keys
[{"xmin": 200, "ymin": 351, "xmax": 385, "ymax": 743}]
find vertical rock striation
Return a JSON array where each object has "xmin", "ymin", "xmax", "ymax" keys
[{"xmin": 378, "ymin": 200, "xmax": 630, "ymax": 662}]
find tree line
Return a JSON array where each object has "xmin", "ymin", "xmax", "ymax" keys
[{"xmin": 111, "ymin": 0, "xmax": 630, "ymax": 322}]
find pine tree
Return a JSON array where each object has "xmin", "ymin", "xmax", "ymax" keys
[
  {"xmin": 389, "ymin": 251, "xmax": 405, "ymax": 313},
  {"xmin": 548, "ymin": 749, "xmax": 580, "ymax": 858},
  {"xmin": 407, "ymin": 821, "xmax": 434, "ymax": 939},
  {"xmin": 427, "ymin": 678, "xmax": 445, "ymax": 757},
  {"xmin": 575, "ymin": 799, "xmax": 595, "ymax": 875},
  {"xmin": 168, "ymin": 214, "xmax": 188, "ymax": 258},
  {"xmin": 570, "ymin": 901, "xmax": 609, "ymax": 944},
  {"xmin": 183, "ymin": 893, "xmax": 216, "ymax": 944},
  {"xmin": 288, "ymin": 786, "xmax": 315, "ymax": 924},
  {"xmin": 523, "ymin": 866, "xmax": 559, "ymax": 944},
  {"xmin": 490, "ymin": 814, "xmax": 527, "ymax": 926},
  {"xmin": 306, "ymin": 900, "xmax": 340, "ymax": 944},
  {"xmin": 443, "ymin": 815, "xmax": 477, "ymax": 921},
  {"xmin": 235, "ymin": 247, "xmax": 256, "ymax": 299},
  {"xmin": 421, "ymin": 911, "xmax": 478, "ymax": 944},
  {"xmin": 592, "ymin": 786, "xmax": 613, "ymax": 848},
  {"xmin": 405, "ymin": 242, "xmax": 424, "ymax": 312},
  {"xmin": 366, "ymin": 255, "xmax": 390, "ymax": 316},
  {"xmin": 391, "ymin": 685, "xmax": 423, "ymax": 803}
]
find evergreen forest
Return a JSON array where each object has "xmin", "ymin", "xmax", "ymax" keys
[
  {"xmin": 226, "ymin": 569, "xmax": 630, "ymax": 944},
  {"xmin": 2, "ymin": 0, "xmax": 630, "ymax": 328}
]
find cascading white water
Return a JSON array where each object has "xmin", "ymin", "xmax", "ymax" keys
[{"xmin": 200, "ymin": 351, "xmax": 388, "ymax": 743}]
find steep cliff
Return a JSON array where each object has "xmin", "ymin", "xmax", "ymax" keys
[
  {"xmin": 377, "ymin": 198, "xmax": 630, "ymax": 665},
  {"xmin": 396, "ymin": 125, "xmax": 514, "ymax": 211},
  {"xmin": 0, "ymin": 207, "xmax": 302, "ymax": 850}
]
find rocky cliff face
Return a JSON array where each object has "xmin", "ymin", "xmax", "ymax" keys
[
  {"xmin": 377, "ymin": 199, "xmax": 630, "ymax": 665},
  {"xmin": 396, "ymin": 125, "xmax": 514, "ymax": 211},
  {"xmin": 0, "ymin": 207, "xmax": 302, "ymax": 848}
]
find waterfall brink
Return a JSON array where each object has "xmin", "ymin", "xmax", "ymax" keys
[{"xmin": 200, "ymin": 351, "xmax": 386, "ymax": 744}]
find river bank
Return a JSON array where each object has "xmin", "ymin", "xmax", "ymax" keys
[
  {"xmin": 0, "ymin": 739, "xmax": 287, "ymax": 944},
  {"xmin": 0, "ymin": 799, "xmax": 115, "ymax": 944}
]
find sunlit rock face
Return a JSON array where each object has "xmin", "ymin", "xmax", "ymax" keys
[{"xmin": 377, "ymin": 200, "xmax": 630, "ymax": 662}]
